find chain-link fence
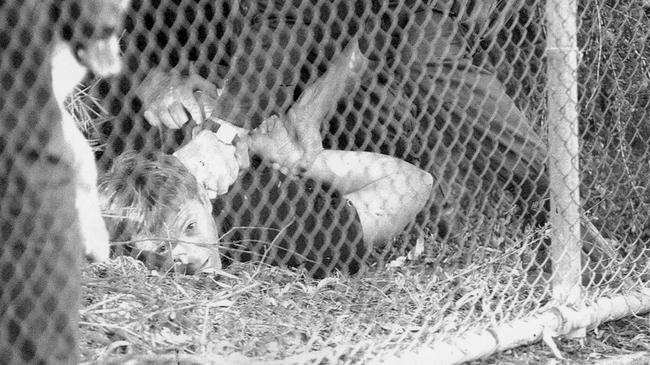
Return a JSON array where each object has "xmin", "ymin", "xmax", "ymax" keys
[
  {"xmin": 0, "ymin": 1, "xmax": 124, "ymax": 364},
  {"xmin": 2, "ymin": 0, "xmax": 650, "ymax": 364}
]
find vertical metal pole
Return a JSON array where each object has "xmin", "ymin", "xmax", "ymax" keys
[{"xmin": 546, "ymin": 0, "xmax": 583, "ymax": 311}]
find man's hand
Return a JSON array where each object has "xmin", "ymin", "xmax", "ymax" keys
[
  {"xmin": 136, "ymin": 68, "xmax": 221, "ymax": 129},
  {"xmin": 173, "ymin": 131, "xmax": 244, "ymax": 199},
  {"xmin": 247, "ymin": 115, "xmax": 307, "ymax": 175}
]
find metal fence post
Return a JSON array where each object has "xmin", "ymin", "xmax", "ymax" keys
[{"xmin": 546, "ymin": 0, "xmax": 583, "ymax": 314}]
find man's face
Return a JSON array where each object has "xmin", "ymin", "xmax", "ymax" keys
[{"xmin": 132, "ymin": 198, "xmax": 221, "ymax": 275}]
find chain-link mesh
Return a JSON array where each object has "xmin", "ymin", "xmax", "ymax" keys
[
  {"xmin": 0, "ymin": 4, "xmax": 81, "ymax": 364},
  {"xmin": 2, "ymin": 0, "xmax": 649, "ymax": 363},
  {"xmin": 0, "ymin": 1, "xmax": 124, "ymax": 363}
]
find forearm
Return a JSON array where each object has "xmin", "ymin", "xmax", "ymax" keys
[
  {"xmin": 302, "ymin": 150, "xmax": 429, "ymax": 195},
  {"xmin": 302, "ymin": 150, "xmax": 434, "ymax": 246}
]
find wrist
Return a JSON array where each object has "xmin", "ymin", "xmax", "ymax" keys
[
  {"xmin": 282, "ymin": 148, "xmax": 305, "ymax": 172},
  {"xmin": 248, "ymin": 138, "xmax": 304, "ymax": 172},
  {"xmin": 235, "ymin": 135, "xmax": 252, "ymax": 173}
]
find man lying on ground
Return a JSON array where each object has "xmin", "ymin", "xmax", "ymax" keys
[{"xmin": 98, "ymin": 41, "xmax": 433, "ymax": 277}]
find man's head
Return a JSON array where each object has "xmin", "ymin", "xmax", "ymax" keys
[{"xmin": 98, "ymin": 151, "xmax": 221, "ymax": 274}]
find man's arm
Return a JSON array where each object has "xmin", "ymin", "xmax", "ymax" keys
[
  {"xmin": 247, "ymin": 116, "xmax": 433, "ymax": 247},
  {"xmin": 243, "ymin": 37, "xmax": 433, "ymax": 246},
  {"xmin": 304, "ymin": 150, "xmax": 433, "ymax": 247}
]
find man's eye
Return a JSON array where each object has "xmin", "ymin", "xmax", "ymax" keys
[
  {"xmin": 185, "ymin": 222, "xmax": 197, "ymax": 233},
  {"xmin": 155, "ymin": 243, "xmax": 171, "ymax": 255}
]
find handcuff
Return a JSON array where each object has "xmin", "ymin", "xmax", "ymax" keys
[
  {"xmin": 194, "ymin": 116, "xmax": 246, "ymax": 146},
  {"xmin": 190, "ymin": 90, "xmax": 248, "ymax": 146}
]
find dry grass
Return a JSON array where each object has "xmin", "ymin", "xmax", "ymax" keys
[
  {"xmin": 78, "ymin": 219, "xmax": 649, "ymax": 365},
  {"xmin": 65, "ymin": 80, "xmax": 111, "ymax": 152},
  {"xmin": 78, "ymin": 228, "xmax": 548, "ymax": 364}
]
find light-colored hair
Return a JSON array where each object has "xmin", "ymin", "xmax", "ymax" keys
[{"xmin": 98, "ymin": 151, "xmax": 209, "ymax": 244}]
